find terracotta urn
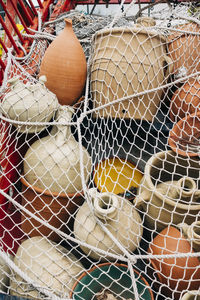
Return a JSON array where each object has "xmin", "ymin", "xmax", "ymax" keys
[
  {"xmin": 39, "ymin": 19, "xmax": 87, "ymax": 105},
  {"xmin": 148, "ymin": 226, "xmax": 200, "ymax": 300},
  {"xmin": 168, "ymin": 111, "xmax": 200, "ymax": 157},
  {"xmin": 90, "ymin": 17, "xmax": 173, "ymax": 120},
  {"xmin": 10, "ymin": 236, "xmax": 84, "ymax": 299},
  {"xmin": 181, "ymin": 291, "xmax": 200, "ymax": 300},
  {"xmin": 167, "ymin": 22, "xmax": 200, "ymax": 76},
  {"xmin": 170, "ymin": 77, "xmax": 200, "ymax": 122},
  {"xmin": 134, "ymin": 150, "xmax": 200, "ymax": 231},
  {"xmin": 74, "ymin": 188, "xmax": 143, "ymax": 261},
  {"xmin": 1, "ymin": 76, "xmax": 58, "ymax": 133},
  {"xmin": 23, "ymin": 105, "xmax": 92, "ymax": 194}
]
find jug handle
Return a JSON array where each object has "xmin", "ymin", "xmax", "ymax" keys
[
  {"xmin": 163, "ymin": 55, "xmax": 173, "ymax": 78},
  {"xmin": 134, "ymin": 190, "xmax": 151, "ymax": 209}
]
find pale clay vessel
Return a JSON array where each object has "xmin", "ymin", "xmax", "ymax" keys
[
  {"xmin": 10, "ymin": 236, "xmax": 84, "ymax": 299},
  {"xmin": 181, "ymin": 291, "xmax": 200, "ymax": 300},
  {"xmin": 1, "ymin": 76, "xmax": 59, "ymax": 133},
  {"xmin": 178, "ymin": 220, "xmax": 200, "ymax": 253},
  {"xmin": 74, "ymin": 188, "xmax": 143, "ymax": 261},
  {"xmin": 23, "ymin": 106, "xmax": 92, "ymax": 194},
  {"xmin": 134, "ymin": 150, "xmax": 200, "ymax": 231}
]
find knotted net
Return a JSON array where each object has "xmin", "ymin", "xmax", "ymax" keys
[{"xmin": 0, "ymin": 1, "xmax": 200, "ymax": 299}]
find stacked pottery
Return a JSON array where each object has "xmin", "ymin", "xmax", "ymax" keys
[
  {"xmin": 134, "ymin": 150, "xmax": 200, "ymax": 231},
  {"xmin": 39, "ymin": 19, "xmax": 87, "ymax": 105},
  {"xmin": 10, "ymin": 236, "xmax": 84, "ymax": 299},
  {"xmin": 148, "ymin": 223, "xmax": 200, "ymax": 300},
  {"xmin": 21, "ymin": 106, "xmax": 92, "ymax": 241},
  {"xmin": 1, "ymin": 76, "xmax": 58, "ymax": 133},
  {"xmin": 74, "ymin": 188, "xmax": 143, "ymax": 261},
  {"xmin": 90, "ymin": 17, "xmax": 173, "ymax": 120},
  {"xmin": 167, "ymin": 22, "xmax": 200, "ymax": 76}
]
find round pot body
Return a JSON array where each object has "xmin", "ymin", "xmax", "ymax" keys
[
  {"xmin": 170, "ymin": 77, "xmax": 200, "ymax": 122},
  {"xmin": 90, "ymin": 17, "xmax": 172, "ymax": 121},
  {"xmin": 167, "ymin": 22, "xmax": 200, "ymax": 75},
  {"xmin": 70, "ymin": 263, "xmax": 154, "ymax": 300},
  {"xmin": 148, "ymin": 226, "xmax": 200, "ymax": 300},
  {"xmin": 1, "ymin": 76, "xmax": 58, "ymax": 133},
  {"xmin": 168, "ymin": 111, "xmax": 200, "ymax": 157},
  {"xmin": 181, "ymin": 291, "xmax": 200, "ymax": 300},
  {"xmin": 21, "ymin": 177, "xmax": 84, "ymax": 242},
  {"xmin": 39, "ymin": 19, "xmax": 87, "ymax": 105},
  {"xmin": 10, "ymin": 236, "xmax": 84, "ymax": 299},
  {"xmin": 134, "ymin": 150, "xmax": 200, "ymax": 231},
  {"xmin": 74, "ymin": 189, "xmax": 143, "ymax": 261}
]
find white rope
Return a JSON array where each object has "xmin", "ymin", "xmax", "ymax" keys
[{"xmin": 109, "ymin": 0, "xmax": 137, "ymax": 28}]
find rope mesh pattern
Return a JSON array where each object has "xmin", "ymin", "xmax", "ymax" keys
[{"xmin": 0, "ymin": 2, "xmax": 200, "ymax": 299}]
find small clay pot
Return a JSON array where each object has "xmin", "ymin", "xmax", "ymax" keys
[
  {"xmin": 167, "ymin": 23, "xmax": 200, "ymax": 75},
  {"xmin": 181, "ymin": 291, "xmax": 200, "ymax": 300},
  {"xmin": 148, "ymin": 226, "xmax": 200, "ymax": 300},
  {"xmin": 168, "ymin": 111, "xmax": 200, "ymax": 157},
  {"xmin": 21, "ymin": 177, "xmax": 84, "ymax": 242},
  {"xmin": 170, "ymin": 77, "xmax": 200, "ymax": 122}
]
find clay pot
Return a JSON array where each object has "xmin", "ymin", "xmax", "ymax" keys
[
  {"xmin": 74, "ymin": 188, "xmax": 143, "ymax": 261},
  {"xmin": 170, "ymin": 77, "xmax": 200, "ymax": 122},
  {"xmin": 167, "ymin": 22, "xmax": 200, "ymax": 76},
  {"xmin": 23, "ymin": 106, "xmax": 92, "ymax": 194},
  {"xmin": 168, "ymin": 111, "xmax": 200, "ymax": 157},
  {"xmin": 70, "ymin": 262, "xmax": 154, "ymax": 300},
  {"xmin": 39, "ymin": 19, "xmax": 87, "ymax": 105},
  {"xmin": 148, "ymin": 226, "xmax": 200, "ymax": 300},
  {"xmin": 10, "ymin": 236, "xmax": 84, "ymax": 299},
  {"xmin": 181, "ymin": 291, "xmax": 200, "ymax": 300},
  {"xmin": 178, "ymin": 221, "xmax": 200, "ymax": 253},
  {"xmin": 1, "ymin": 76, "xmax": 58, "ymax": 133},
  {"xmin": 90, "ymin": 17, "xmax": 173, "ymax": 121},
  {"xmin": 134, "ymin": 150, "xmax": 200, "ymax": 231},
  {"xmin": 21, "ymin": 176, "xmax": 84, "ymax": 242}
]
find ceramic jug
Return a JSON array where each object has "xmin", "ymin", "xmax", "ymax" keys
[
  {"xmin": 39, "ymin": 19, "xmax": 87, "ymax": 105},
  {"xmin": 148, "ymin": 225, "xmax": 200, "ymax": 300},
  {"xmin": 10, "ymin": 236, "xmax": 84, "ymax": 299},
  {"xmin": 1, "ymin": 76, "xmax": 58, "ymax": 133},
  {"xmin": 23, "ymin": 105, "xmax": 92, "ymax": 194},
  {"xmin": 178, "ymin": 221, "xmax": 200, "ymax": 253},
  {"xmin": 134, "ymin": 150, "xmax": 200, "ymax": 231},
  {"xmin": 90, "ymin": 17, "xmax": 173, "ymax": 120},
  {"xmin": 74, "ymin": 188, "xmax": 143, "ymax": 261},
  {"xmin": 181, "ymin": 291, "xmax": 200, "ymax": 300}
]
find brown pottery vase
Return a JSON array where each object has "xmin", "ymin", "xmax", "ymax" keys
[
  {"xmin": 170, "ymin": 77, "xmax": 200, "ymax": 122},
  {"xmin": 167, "ymin": 23, "xmax": 200, "ymax": 76},
  {"xmin": 39, "ymin": 19, "xmax": 87, "ymax": 105}
]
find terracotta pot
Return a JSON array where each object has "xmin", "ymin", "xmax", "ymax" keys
[
  {"xmin": 148, "ymin": 226, "xmax": 200, "ymax": 300},
  {"xmin": 74, "ymin": 188, "xmax": 143, "ymax": 261},
  {"xmin": 21, "ymin": 177, "xmax": 84, "ymax": 242},
  {"xmin": 170, "ymin": 77, "xmax": 200, "ymax": 122},
  {"xmin": 70, "ymin": 262, "xmax": 154, "ymax": 300},
  {"xmin": 168, "ymin": 111, "xmax": 200, "ymax": 157},
  {"xmin": 181, "ymin": 291, "xmax": 200, "ymax": 300},
  {"xmin": 39, "ymin": 19, "xmax": 87, "ymax": 105},
  {"xmin": 167, "ymin": 22, "xmax": 200, "ymax": 76},
  {"xmin": 90, "ymin": 17, "xmax": 173, "ymax": 121},
  {"xmin": 134, "ymin": 150, "xmax": 200, "ymax": 231}
]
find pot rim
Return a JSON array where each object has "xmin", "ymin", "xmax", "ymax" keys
[
  {"xmin": 69, "ymin": 262, "xmax": 154, "ymax": 299},
  {"xmin": 21, "ymin": 176, "xmax": 84, "ymax": 198},
  {"xmin": 92, "ymin": 26, "xmax": 166, "ymax": 43},
  {"xmin": 168, "ymin": 112, "xmax": 200, "ymax": 158},
  {"xmin": 144, "ymin": 150, "xmax": 200, "ymax": 210}
]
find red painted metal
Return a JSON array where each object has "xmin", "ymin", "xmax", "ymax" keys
[
  {"xmin": 27, "ymin": 0, "xmax": 38, "ymax": 16},
  {"xmin": 8, "ymin": 0, "xmax": 31, "ymax": 33},
  {"xmin": 0, "ymin": 58, "xmax": 6, "ymax": 70},
  {"xmin": 37, "ymin": 0, "xmax": 44, "ymax": 9},
  {"xmin": 17, "ymin": 0, "xmax": 34, "ymax": 26}
]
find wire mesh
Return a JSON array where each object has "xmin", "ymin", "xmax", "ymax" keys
[{"xmin": 0, "ymin": 1, "xmax": 200, "ymax": 300}]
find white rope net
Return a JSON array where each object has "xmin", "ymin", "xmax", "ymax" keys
[{"xmin": 0, "ymin": 1, "xmax": 200, "ymax": 299}]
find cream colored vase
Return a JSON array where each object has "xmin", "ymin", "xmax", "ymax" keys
[
  {"xmin": 181, "ymin": 291, "xmax": 200, "ymax": 300},
  {"xmin": 90, "ymin": 17, "xmax": 173, "ymax": 120},
  {"xmin": 23, "ymin": 106, "xmax": 92, "ymax": 194},
  {"xmin": 134, "ymin": 150, "xmax": 200, "ymax": 231},
  {"xmin": 1, "ymin": 76, "xmax": 59, "ymax": 133},
  {"xmin": 74, "ymin": 188, "xmax": 143, "ymax": 261},
  {"xmin": 10, "ymin": 236, "xmax": 84, "ymax": 299},
  {"xmin": 178, "ymin": 221, "xmax": 200, "ymax": 253}
]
